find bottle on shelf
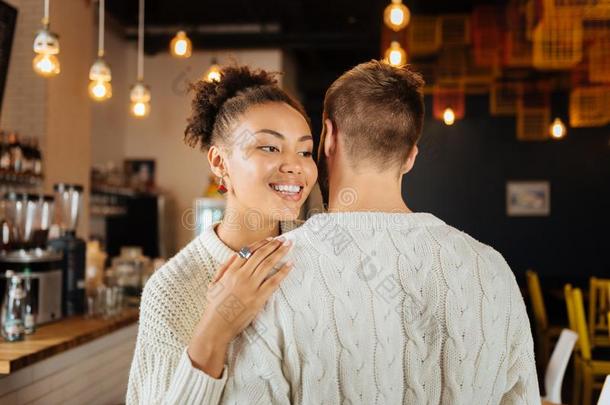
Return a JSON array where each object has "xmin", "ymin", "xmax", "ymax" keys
[
  {"xmin": 1, "ymin": 270, "xmax": 26, "ymax": 342},
  {"xmin": 7, "ymin": 132, "xmax": 22, "ymax": 176},
  {"xmin": 32, "ymin": 137, "xmax": 43, "ymax": 178}
]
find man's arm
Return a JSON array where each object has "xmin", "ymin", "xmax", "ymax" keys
[{"xmin": 499, "ymin": 264, "xmax": 541, "ymax": 404}]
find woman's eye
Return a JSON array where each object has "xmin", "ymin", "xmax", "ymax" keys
[
  {"xmin": 259, "ymin": 146, "xmax": 279, "ymax": 153},
  {"xmin": 299, "ymin": 151, "xmax": 313, "ymax": 157}
]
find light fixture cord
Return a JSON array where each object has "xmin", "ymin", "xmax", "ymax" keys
[
  {"xmin": 137, "ymin": 0, "xmax": 144, "ymax": 81},
  {"xmin": 98, "ymin": 0, "xmax": 105, "ymax": 57},
  {"xmin": 42, "ymin": 0, "xmax": 50, "ymax": 27}
]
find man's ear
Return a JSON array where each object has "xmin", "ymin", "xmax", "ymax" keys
[
  {"xmin": 207, "ymin": 145, "xmax": 227, "ymax": 177},
  {"xmin": 402, "ymin": 144, "xmax": 419, "ymax": 174},
  {"xmin": 323, "ymin": 118, "xmax": 336, "ymax": 158}
]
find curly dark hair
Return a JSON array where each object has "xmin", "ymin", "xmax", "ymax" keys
[{"xmin": 184, "ymin": 65, "xmax": 309, "ymax": 150}]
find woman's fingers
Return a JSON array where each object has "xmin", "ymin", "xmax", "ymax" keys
[
  {"xmin": 259, "ymin": 261, "xmax": 294, "ymax": 298},
  {"xmin": 238, "ymin": 238, "xmax": 284, "ymax": 276},
  {"xmin": 251, "ymin": 240, "xmax": 292, "ymax": 283},
  {"xmin": 211, "ymin": 253, "xmax": 237, "ymax": 284},
  {"xmin": 230, "ymin": 238, "xmax": 277, "ymax": 273}
]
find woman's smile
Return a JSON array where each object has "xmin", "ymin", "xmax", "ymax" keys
[{"xmin": 268, "ymin": 182, "xmax": 305, "ymax": 202}]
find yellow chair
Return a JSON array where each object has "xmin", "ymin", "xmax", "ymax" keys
[
  {"xmin": 565, "ymin": 284, "xmax": 581, "ymax": 405},
  {"xmin": 526, "ymin": 270, "xmax": 563, "ymax": 368},
  {"xmin": 571, "ymin": 287, "xmax": 610, "ymax": 405},
  {"xmin": 588, "ymin": 277, "xmax": 610, "ymax": 348}
]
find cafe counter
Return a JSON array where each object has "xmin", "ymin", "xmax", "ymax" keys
[{"xmin": 0, "ymin": 309, "xmax": 138, "ymax": 404}]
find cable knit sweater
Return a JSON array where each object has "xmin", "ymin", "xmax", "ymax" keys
[
  {"xmin": 128, "ymin": 212, "xmax": 540, "ymax": 405},
  {"xmin": 126, "ymin": 220, "xmax": 300, "ymax": 404}
]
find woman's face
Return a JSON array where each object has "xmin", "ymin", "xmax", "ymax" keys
[{"xmin": 221, "ymin": 102, "xmax": 317, "ymax": 223}]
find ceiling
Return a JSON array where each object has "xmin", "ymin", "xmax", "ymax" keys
[{"xmin": 105, "ymin": 0, "xmax": 497, "ymax": 139}]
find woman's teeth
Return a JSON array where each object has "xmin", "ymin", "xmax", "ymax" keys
[{"xmin": 271, "ymin": 184, "xmax": 301, "ymax": 193}]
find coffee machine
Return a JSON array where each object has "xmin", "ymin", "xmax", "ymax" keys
[
  {"xmin": 48, "ymin": 184, "xmax": 86, "ymax": 316},
  {"xmin": 0, "ymin": 192, "xmax": 63, "ymax": 324}
]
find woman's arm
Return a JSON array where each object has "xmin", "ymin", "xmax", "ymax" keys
[
  {"xmin": 126, "ymin": 237, "xmax": 293, "ymax": 405},
  {"xmin": 187, "ymin": 237, "xmax": 293, "ymax": 378}
]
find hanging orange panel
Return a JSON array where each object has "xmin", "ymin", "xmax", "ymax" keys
[
  {"xmin": 532, "ymin": 11, "xmax": 583, "ymax": 69},
  {"xmin": 516, "ymin": 82, "xmax": 551, "ymax": 141},
  {"xmin": 588, "ymin": 27, "xmax": 610, "ymax": 83},
  {"xmin": 407, "ymin": 16, "xmax": 442, "ymax": 56},
  {"xmin": 440, "ymin": 14, "xmax": 471, "ymax": 46},
  {"xmin": 490, "ymin": 81, "xmax": 522, "ymax": 116},
  {"xmin": 472, "ymin": 6, "xmax": 504, "ymax": 67},
  {"xmin": 504, "ymin": 1, "xmax": 533, "ymax": 67},
  {"xmin": 464, "ymin": 49, "xmax": 497, "ymax": 86},
  {"xmin": 569, "ymin": 86, "xmax": 610, "ymax": 127},
  {"xmin": 437, "ymin": 47, "xmax": 467, "ymax": 84},
  {"xmin": 432, "ymin": 85, "xmax": 466, "ymax": 120}
]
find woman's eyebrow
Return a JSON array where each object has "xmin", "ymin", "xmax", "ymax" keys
[{"xmin": 254, "ymin": 129, "xmax": 313, "ymax": 142}]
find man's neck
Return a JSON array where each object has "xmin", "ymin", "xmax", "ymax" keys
[{"xmin": 327, "ymin": 171, "xmax": 411, "ymax": 213}]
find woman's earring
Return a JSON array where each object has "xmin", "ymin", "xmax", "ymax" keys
[{"xmin": 217, "ymin": 175, "xmax": 228, "ymax": 195}]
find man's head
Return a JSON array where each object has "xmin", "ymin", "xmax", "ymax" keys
[{"xmin": 317, "ymin": 60, "xmax": 425, "ymax": 204}]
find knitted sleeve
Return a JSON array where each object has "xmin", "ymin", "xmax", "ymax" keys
[
  {"xmin": 126, "ymin": 271, "xmax": 228, "ymax": 404},
  {"xmin": 496, "ymin": 254, "xmax": 541, "ymax": 404}
]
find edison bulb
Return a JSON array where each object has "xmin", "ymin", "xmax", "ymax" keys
[
  {"xmin": 88, "ymin": 80, "xmax": 112, "ymax": 101},
  {"xmin": 383, "ymin": 0, "xmax": 411, "ymax": 31},
  {"xmin": 130, "ymin": 101, "xmax": 150, "ymax": 118},
  {"xmin": 549, "ymin": 118, "xmax": 566, "ymax": 139},
  {"xmin": 385, "ymin": 41, "xmax": 407, "ymax": 67},
  {"xmin": 205, "ymin": 64, "xmax": 222, "ymax": 82},
  {"xmin": 170, "ymin": 31, "xmax": 192, "ymax": 58},
  {"xmin": 443, "ymin": 108, "xmax": 456, "ymax": 125},
  {"xmin": 33, "ymin": 53, "xmax": 60, "ymax": 77}
]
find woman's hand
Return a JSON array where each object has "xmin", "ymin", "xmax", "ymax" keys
[{"xmin": 187, "ymin": 237, "xmax": 293, "ymax": 377}]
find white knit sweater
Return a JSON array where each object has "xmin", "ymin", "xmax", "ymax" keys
[{"xmin": 127, "ymin": 212, "xmax": 539, "ymax": 405}]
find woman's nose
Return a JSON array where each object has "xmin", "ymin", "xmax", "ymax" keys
[{"xmin": 279, "ymin": 154, "xmax": 303, "ymax": 174}]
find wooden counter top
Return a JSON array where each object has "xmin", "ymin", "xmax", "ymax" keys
[{"xmin": 0, "ymin": 309, "xmax": 138, "ymax": 375}]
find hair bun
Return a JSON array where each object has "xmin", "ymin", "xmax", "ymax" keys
[{"xmin": 185, "ymin": 65, "xmax": 279, "ymax": 150}]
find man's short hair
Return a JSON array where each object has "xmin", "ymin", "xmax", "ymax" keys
[{"xmin": 323, "ymin": 60, "xmax": 425, "ymax": 171}]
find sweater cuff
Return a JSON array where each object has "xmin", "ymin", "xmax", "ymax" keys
[{"xmin": 165, "ymin": 348, "xmax": 228, "ymax": 404}]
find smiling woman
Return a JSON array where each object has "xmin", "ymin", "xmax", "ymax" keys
[{"xmin": 126, "ymin": 65, "xmax": 318, "ymax": 404}]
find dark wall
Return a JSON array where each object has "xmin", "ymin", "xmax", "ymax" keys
[{"xmin": 403, "ymin": 93, "xmax": 610, "ymax": 287}]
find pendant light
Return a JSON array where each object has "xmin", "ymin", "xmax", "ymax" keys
[
  {"xmin": 89, "ymin": 0, "xmax": 112, "ymax": 101},
  {"xmin": 443, "ymin": 108, "xmax": 456, "ymax": 126},
  {"xmin": 383, "ymin": 0, "xmax": 411, "ymax": 32},
  {"xmin": 170, "ymin": 30, "xmax": 192, "ymax": 58},
  {"xmin": 384, "ymin": 41, "xmax": 407, "ymax": 67},
  {"xmin": 130, "ymin": 0, "xmax": 151, "ymax": 118},
  {"xmin": 549, "ymin": 118, "xmax": 567, "ymax": 140},
  {"xmin": 32, "ymin": 0, "xmax": 60, "ymax": 77},
  {"xmin": 204, "ymin": 58, "xmax": 221, "ymax": 82}
]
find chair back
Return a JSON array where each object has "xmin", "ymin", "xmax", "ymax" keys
[
  {"xmin": 589, "ymin": 277, "xmax": 610, "ymax": 342},
  {"xmin": 572, "ymin": 288, "xmax": 592, "ymax": 361},
  {"xmin": 526, "ymin": 270, "xmax": 548, "ymax": 331},
  {"xmin": 544, "ymin": 328, "xmax": 578, "ymax": 404},
  {"xmin": 565, "ymin": 284, "xmax": 576, "ymax": 332}
]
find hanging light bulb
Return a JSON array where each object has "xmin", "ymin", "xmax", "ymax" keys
[
  {"xmin": 384, "ymin": 41, "xmax": 407, "ymax": 67},
  {"xmin": 204, "ymin": 59, "xmax": 222, "ymax": 82},
  {"xmin": 443, "ymin": 108, "xmax": 456, "ymax": 125},
  {"xmin": 383, "ymin": 0, "xmax": 411, "ymax": 31},
  {"xmin": 130, "ymin": 82, "xmax": 151, "ymax": 118},
  {"xmin": 89, "ymin": 0, "xmax": 112, "ymax": 101},
  {"xmin": 170, "ymin": 30, "xmax": 192, "ymax": 58},
  {"xmin": 130, "ymin": 0, "xmax": 151, "ymax": 118},
  {"xmin": 32, "ymin": 0, "xmax": 60, "ymax": 77},
  {"xmin": 549, "ymin": 117, "xmax": 567, "ymax": 139}
]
